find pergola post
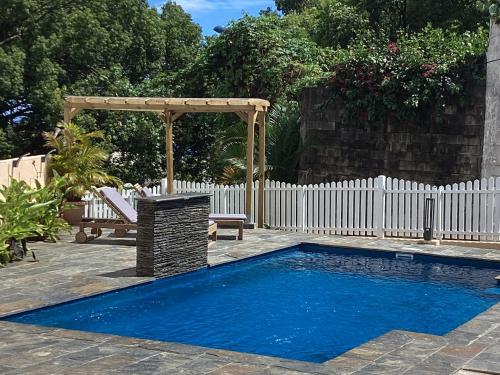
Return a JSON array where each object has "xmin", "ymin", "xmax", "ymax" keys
[
  {"xmin": 164, "ymin": 111, "xmax": 174, "ymax": 194},
  {"xmin": 246, "ymin": 111, "xmax": 257, "ymax": 224},
  {"xmin": 257, "ymin": 111, "xmax": 266, "ymax": 228}
]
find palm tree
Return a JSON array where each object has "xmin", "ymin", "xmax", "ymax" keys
[
  {"xmin": 215, "ymin": 102, "xmax": 303, "ymax": 184},
  {"xmin": 43, "ymin": 123, "xmax": 121, "ymax": 201}
]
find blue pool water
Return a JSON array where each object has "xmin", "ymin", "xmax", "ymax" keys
[{"xmin": 5, "ymin": 245, "xmax": 500, "ymax": 363}]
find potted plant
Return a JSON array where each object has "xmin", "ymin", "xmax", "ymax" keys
[{"xmin": 43, "ymin": 123, "xmax": 121, "ymax": 225}]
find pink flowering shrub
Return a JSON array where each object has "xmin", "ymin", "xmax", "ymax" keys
[{"xmin": 326, "ymin": 26, "xmax": 488, "ymax": 122}]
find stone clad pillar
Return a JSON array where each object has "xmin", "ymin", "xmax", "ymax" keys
[
  {"xmin": 136, "ymin": 193, "xmax": 210, "ymax": 278},
  {"xmin": 483, "ymin": 21, "xmax": 500, "ymax": 178}
]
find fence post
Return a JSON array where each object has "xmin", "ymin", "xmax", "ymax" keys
[
  {"xmin": 160, "ymin": 178, "xmax": 167, "ymax": 195},
  {"xmin": 374, "ymin": 175, "xmax": 386, "ymax": 238}
]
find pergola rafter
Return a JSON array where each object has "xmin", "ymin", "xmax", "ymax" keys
[{"xmin": 63, "ymin": 96, "xmax": 270, "ymax": 227}]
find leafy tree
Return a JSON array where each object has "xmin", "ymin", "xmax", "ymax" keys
[
  {"xmin": 276, "ymin": 0, "xmax": 484, "ymax": 34},
  {"xmin": 0, "ymin": 0, "xmax": 165, "ymax": 157},
  {"xmin": 275, "ymin": 0, "xmax": 318, "ymax": 14},
  {"xmin": 345, "ymin": 0, "xmax": 484, "ymax": 35},
  {"xmin": 309, "ymin": 0, "xmax": 369, "ymax": 48},
  {"xmin": 160, "ymin": 2, "xmax": 202, "ymax": 72},
  {"xmin": 214, "ymin": 103, "xmax": 302, "ymax": 184},
  {"xmin": 193, "ymin": 14, "xmax": 330, "ymax": 103}
]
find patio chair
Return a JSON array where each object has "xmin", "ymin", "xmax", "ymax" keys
[
  {"xmin": 76, "ymin": 187, "xmax": 217, "ymax": 243},
  {"xmin": 133, "ymin": 184, "xmax": 246, "ymax": 240}
]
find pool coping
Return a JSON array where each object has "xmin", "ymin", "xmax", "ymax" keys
[{"xmin": 1, "ymin": 239, "xmax": 500, "ymax": 374}]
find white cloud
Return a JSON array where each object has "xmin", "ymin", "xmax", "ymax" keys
[{"xmin": 171, "ymin": 0, "xmax": 271, "ymax": 12}]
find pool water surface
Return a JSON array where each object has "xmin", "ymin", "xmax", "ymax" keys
[{"xmin": 5, "ymin": 245, "xmax": 500, "ymax": 363}]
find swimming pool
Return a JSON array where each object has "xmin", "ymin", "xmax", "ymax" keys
[{"xmin": 5, "ymin": 244, "xmax": 500, "ymax": 363}]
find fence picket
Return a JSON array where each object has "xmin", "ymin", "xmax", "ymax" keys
[
  {"xmin": 458, "ymin": 182, "xmax": 466, "ymax": 240},
  {"xmin": 366, "ymin": 178, "xmax": 373, "ymax": 237},
  {"xmin": 354, "ymin": 179, "xmax": 360, "ymax": 236},
  {"xmin": 336, "ymin": 181, "xmax": 342, "ymax": 235},
  {"xmin": 318, "ymin": 183, "xmax": 325, "ymax": 233},
  {"xmin": 487, "ymin": 178, "xmax": 495, "ymax": 241}
]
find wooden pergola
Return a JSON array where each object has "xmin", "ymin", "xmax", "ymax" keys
[{"xmin": 63, "ymin": 96, "xmax": 270, "ymax": 227}]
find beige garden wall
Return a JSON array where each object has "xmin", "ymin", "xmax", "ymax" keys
[{"xmin": 0, "ymin": 154, "xmax": 48, "ymax": 188}]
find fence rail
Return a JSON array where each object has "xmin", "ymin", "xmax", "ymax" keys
[{"xmin": 83, "ymin": 176, "xmax": 500, "ymax": 241}]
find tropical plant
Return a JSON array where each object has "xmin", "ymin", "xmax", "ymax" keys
[
  {"xmin": 215, "ymin": 103, "xmax": 303, "ymax": 184},
  {"xmin": 0, "ymin": 179, "xmax": 47, "ymax": 262},
  {"xmin": 266, "ymin": 102, "xmax": 303, "ymax": 182},
  {"xmin": 0, "ymin": 236, "xmax": 9, "ymax": 266},
  {"xmin": 0, "ymin": 177, "xmax": 72, "ymax": 265},
  {"xmin": 43, "ymin": 122, "xmax": 121, "ymax": 201},
  {"xmin": 0, "ymin": 180, "xmax": 45, "ymax": 241},
  {"xmin": 32, "ymin": 174, "xmax": 72, "ymax": 241}
]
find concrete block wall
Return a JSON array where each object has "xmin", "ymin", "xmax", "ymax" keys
[{"xmin": 299, "ymin": 84, "xmax": 486, "ymax": 186}]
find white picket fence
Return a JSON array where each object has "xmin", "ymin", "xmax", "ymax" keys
[{"xmin": 83, "ymin": 176, "xmax": 500, "ymax": 241}]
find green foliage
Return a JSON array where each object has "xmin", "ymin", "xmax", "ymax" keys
[
  {"xmin": 0, "ymin": 238, "xmax": 9, "ymax": 266},
  {"xmin": 0, "ymin": 177, "xmax": 71, "ymax": 265},
  {"xmin": 32, "ymin": 176, "xmax": 72, "ymax": 242},
  {"xmin": 0, "ymin": 0, "xmax": 170, "ymax": 156},
  {"xmin": 214, "ymin": 103, "xmax": 302, "ymax": 184},
  {"xmin": 160, "ymin": 2, "xmax": 202, "ymax": 72},
  {"xmin": 308, "ymin": 0, "xmax": 370, "ymax": 48},
  {"xmin": 326, "ymin": 26, "xmax": 488, "ymax": 122},
  {"xmin": 275, "ymin": 0, "xmax": 318, "ymax": 14},
  {"xmin": 0, "ymin": 180, "xmax": 45, "ymax": 243},
  {"xmin": 193, "ymin": 13, "xmax": 331, "ymax": 103},
  {"xmin": 266, "ymin": 102, "xmax": 302, "ymax": 182},
  {"xmin": 43, "ymin": 122, "xmax": 121, "ymax": 200}
]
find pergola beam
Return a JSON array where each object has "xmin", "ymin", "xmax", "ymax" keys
[
  {"xmin": 63, "ymin": 96, "xmax": 270, "ymax": 227},
  {"xmin": 65, "ymin": 96, "xmax": 269, "ymax": 113}
]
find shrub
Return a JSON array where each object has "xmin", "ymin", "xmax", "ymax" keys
[
  {"xmin": 325, "ymin": 26, "xmax": 488, "ymax": 122},
  {"xmin": 0, "ymin": 177, "xmax": 71, "ymax": 265}
]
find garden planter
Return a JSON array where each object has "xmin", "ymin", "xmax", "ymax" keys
[{"xmin": 62, "ymin": 201, "xmax": 86, "ymax": 225}]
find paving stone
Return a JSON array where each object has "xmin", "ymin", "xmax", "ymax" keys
[
  {"xmin": 324, "ymin": 355, "xmax": 372, "ymax": 373},
  {"xmin": 206, "ymin": 363, "xmax": 269, "ymax": 375},
  {"xmin": 438, "ymin": 344, "xmax": 487, "ymax": 358}
]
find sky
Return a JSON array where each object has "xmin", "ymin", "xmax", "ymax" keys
[{"xmin": 149, "ymin": 0, "xmax": 276, "ymax": 35}]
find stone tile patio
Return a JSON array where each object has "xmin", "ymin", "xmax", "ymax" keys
[{"xmin": 0, "ymin": 228, "xmax": 499, "ymax": 374}]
